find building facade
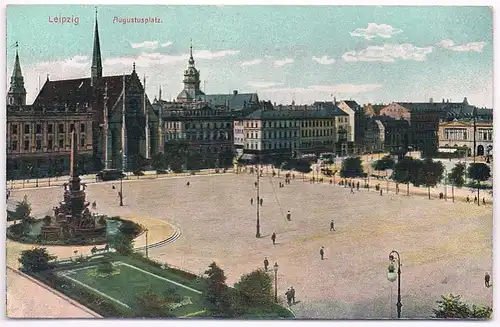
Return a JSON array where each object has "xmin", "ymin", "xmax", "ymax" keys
[
  {"xmin": 239, "ymin": 104, "xmax": 350, "ymax": 161},
  {"xmin": 7, "ymin": 11, "xmax": 160, "ymax": 178},
  {"xmin": 439, "ymin": 120, "xmax": 493, "ymax": 157},
  {"xmin": 336, "ymin": 100, "xmax": 359, "ymax": 143}
]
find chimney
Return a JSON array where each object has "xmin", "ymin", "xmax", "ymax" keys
[
  {"xmin": 442, "ymin": 98, "xmax": 445, "ymax": 103},
  {"xmin": 233, "ymin": 90, "xmax": 238, "ymax": 95}
]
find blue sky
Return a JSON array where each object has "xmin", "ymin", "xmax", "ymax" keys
[{"xmin": 6, "ymin": 5, "xmax": 493, "ymax": 107}]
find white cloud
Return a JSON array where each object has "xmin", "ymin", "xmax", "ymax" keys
[
  {"xmin": 350, "ymin": 23, "xmax": 403, "ymax": 40},
  {"xmin": 161, "ymin": 41, "xmax": 173, "ymax": 48},
  {"xmin": 257, "ymin": 83, "xmax": 383, "ymax": 105},
  {"xmin": 274, "ymin": 58, "xmax": 294, "ymax": 67},
  {"xmin": 342, "ymin": 43, "xmax": 433, "ymax": 62},
  {"xmin": 241, "ymin": 59, "xmax": 263, "ymax": 66},
  {"xmin": 194, "ymin": 49, "xmax": 240, "ymax": 59},
  {"xmin": 438, "ymin": 39, "xmax": 487, "ymax": 52},
  {"xmin": 247, "ymin": 81, "xmax": 283, "ymax": 88},
  {"xmin": 312, "ymin": 55, "xmax": 335, "ymax": 65},
  {"xmin": 131, "ymin": 41, "xmax": 160, "ymax": 49}
]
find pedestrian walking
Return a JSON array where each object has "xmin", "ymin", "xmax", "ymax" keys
[
  {"xmin": 186, "ymin": 181, "xmax": 190, "ymax": 187},
  {"xmin": 380, "ymin": 189, "xmax": 383, "ymax": 196},
  {"xmin": 320, "ymin": 246, "xmax": 325, "ymax": 260},
  {"xmin": 286, "ymin": 211, "xmax": 291, "ymax": 221},
  {"xmin": 483, "ymin": 197, "xmax": 486, "ymax": 205},
  {"xmin": 260, "ymin": 198, "xmax": 263, "ymax": 206},
  {"xmin": 251, "ymin": 198, "xmax": 254, "ymax": 205},
  {"xmin": 285, "ymin": 289, "xmax": 292, "ymax": 305},
  {"xmin": 264, "ymin": 257, "xmax": 269, "ymax": 272},
  {"xmin": 474, "ymin": 196, "xmax": 478, "ymax": 203},
  {"xmin": 271, "ymin": 232, "xmax": 276, "ymax": 245},
  {"xmin": 356, "ymin": 181, "xmax": 360, "ymax": 191},
  {"xmin": 485, "ymin": 272, "xmax": 491, "ymax": 288},
  {"xmin": 330, "ymin": 220, "xmax": 336, "ymax": 231},
  {"xmin": 466, "ymin": 196, "xmax": 470, "ymax": 203},
  {"xmin": 255, "ymin": 181, "xmax": 258, "ymax": 188},
  {"xmin": 350, "ymin": 186, "xmax": 355, "ymax": 194},
  {"xmin": 290, "ymin": 286, "xmax": 296, "ymax": 304}
]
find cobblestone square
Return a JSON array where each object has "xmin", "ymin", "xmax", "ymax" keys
[{"xmin": 9, "ymin": 172, "xmax": 493, "ymax": 319}]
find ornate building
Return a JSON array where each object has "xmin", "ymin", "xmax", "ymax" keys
[
  {"xmin": 6, "ymin": 46, "xmax": 95, "ymax": 179},
  {"xmin": 28, "ymin": 10, "xmax": 159, "ymax": 172},
  {"xmin": 439, "ymin": 120, "xmax": 493, "ymax": 157},
  {"xmin": 176, "ymin": 43, "xmax": 206, "ymax": 102}
]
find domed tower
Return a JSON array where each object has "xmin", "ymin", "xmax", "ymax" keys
[{"xmin": 177, "ymin": 41, "xmax": 205, "ymax": 102}]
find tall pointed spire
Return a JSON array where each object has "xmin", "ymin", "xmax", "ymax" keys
[
  {"xmin": 188, "ymin": 39, "xmax": 195, "ymax": 66},
  {"xmin": 7, "ymin": 42, "xmax": 27, "ymax": 106},
  {"xmin": 91, "ymin": 6, "xmax": 102, "ymax": 87}
]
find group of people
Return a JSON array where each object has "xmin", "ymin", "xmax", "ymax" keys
[
  {"xmin": 285, "ymin": 287, "xmax": 296, "ymax": 306},
  {"xmin": 250, "ymin": 197, "xmax": 263, "ymax": 206},
  {"xmin": 466, "ymin": 195, "xmax": 487, "ymax": 205}
]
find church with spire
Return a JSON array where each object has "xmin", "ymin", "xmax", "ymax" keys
[{"xmin": 6, "ymin": 8, "xmax": 159, "ymax": 179}]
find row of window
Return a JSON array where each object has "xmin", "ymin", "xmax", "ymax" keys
[
  {"xmin": 164, "ymin": 132, "xmax": 232, "ymax": 141},
  {"xmin": 10, "ymin": 122, "xmax": 86, "ymax": 135},
  {"xmin": 245, "ymin": 119, "xmax": 344, "ymax": 129},
  {"xmin": 180, "ymin": 121, "xmax": 232, "ymax": 129},
  {"xmin": 9, "ymin": 136, "xmax": 86, "ymax": 152},
  {"xmin": 245, "ymin": 139, "xmax": 338, "ymax": 150}
]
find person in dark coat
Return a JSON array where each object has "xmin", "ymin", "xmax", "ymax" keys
[
  {"xmin": 320, "ymin": 246, "xmax": 325, "ymax": 260},
  {"xmin": 466, "ymin": 196, "xmax": 470, "ymax": 203},
  {"xmin": 271, "ymin": 232, "xmax": 276, "ymax": 245},
  {"xmin": 250, "ymin": 198, "xmax": 254, "ymax": 205},
  {"xmin": 330, "ymin": 220, "xmax": 335, "ymax": 231},
  {"xmin": 285, "ymin": 289, "xmax": 292, "ymax": 305},
  {"xmin": 356, "ymin": 181, "xmax": 360, "ymax": 190},
  {"xmin": 483, "ymin": 197, "xmax": 486, "ymax": 205},
  {"xmin": 290, "ymin": 286, "xmax": 296, "ymax": 304},
  {"xmin": 264, "ymin": 257, "xmax": 269, "ymax": 271},
  {"xmin": 474, "ymin": 196, "xmax": 478, "ymax": 203},
  {"xmin": 186, "ymin": 181, "xmax": 190, "ymax": 186},
  {"xmin": 260, "ymin": 198, "xmax": 263, "ymax": 206},
  {"xmin": 286, "ymin": 211, "xmax": 291, "ymax": 221},
  {"xmin": 485, "ymin": 272, "xmax": 491, "ymax": 287}
]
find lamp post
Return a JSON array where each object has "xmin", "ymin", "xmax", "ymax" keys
[
  {"xmin": 273, "ymin": 262, "xmax": 279, "ymax": 303},
  {"xmin": 256, "ymin": 162, "xmax": 261, "ymax": 238},
  {"xmin": 387, "ymin": 250, "xmax": 402, "ymax": 318},
  {"xmin": 444, "ymin": 168, "xmax": 448, "ymax": 201},
  {"xmin": 119, "ymin": 176, "xmax": 123, "ymax": 206},
  {"xmin": 145, "ymin": 228, "xmax": 149, "ymax": 258}
]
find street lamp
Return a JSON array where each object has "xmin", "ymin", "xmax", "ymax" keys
[
  {"xmin": 145, "ymin": 228, "xmax": 149, "ymax": 258},
  {"xmin": 387, "ymin": 250, "xmax": 402, "ymax": 319},
  {"xmin": 273, "ymin": 262, "xmax": 279, "ymax": 303},
  {"xmin": 256, "ymin": 162, "xmax": 261, "ymax": 238}
]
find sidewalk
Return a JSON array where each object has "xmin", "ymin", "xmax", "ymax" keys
[
  {"xmin": 7, "ymin": 168, "xmax": 234, "ymax": 190},
  {"xmin": 6, "ymin": 215, "xmax": 177, "ymax": 269}
]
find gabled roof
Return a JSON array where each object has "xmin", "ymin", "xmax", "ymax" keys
[{"xmin": 342, "ymin": 100, "xmax": 361, "ymax": 110}]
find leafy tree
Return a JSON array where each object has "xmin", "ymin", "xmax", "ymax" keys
[
  {"xmin": 420, "ymin": 158, "xmax": 444, "ymax": 199},
  {"xmin": 409, "ymin": 159, "xmax": 425, "ymax": 188},
  {"xmin": 12, "ymin": 195, "xmax": 32, "ymax": 225},
  {"xmin": 18, "ymin": 247, "xmax": 57, "ymax": 272},
  {"xmin": 340, "ymin": 156, "xmax": 365, "ymax": 178},
  {"xmin": 135, "ymin": 288, "xmax": 175, "ymax": 317},
  {"xmin": 107, "ymin": 231, "xmax": 134, "ymax": 255},
  {"xmin": 233, "ymin": 269, "xmax": 274, "ymax": 308},
  {"xmin": 372, "ymin": 155, "xmax": 395, "ymax": 174},
  {"xmin": 152, "ymin": 152, "xmax": 169, "ymax": 172},
  {"xmin": 433, "ymin": 294, "xmax": 492, "ymax": 319},
  {"xmin": 203, "ymin": 262, "xmax": 232, "ymax": 317},
  {"xmin": 467, "ymin": 163, "xmax": 491, "ymax": 206},
  {"xmin": 392, "ymin": 156, "xmax": 414, "ymax": 196},
  {"xmin": 448, "ymin": 162, "xmax": 466, "ymax": 202}
]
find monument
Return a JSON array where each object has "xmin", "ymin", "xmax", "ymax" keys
[{"xmin": 41, "ymin": 131, "xmax": 104, "ymax": 240}]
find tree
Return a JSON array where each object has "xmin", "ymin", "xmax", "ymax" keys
[
  {"xmin": 107, "ymin": 231, "xmax": 134, "ymax": 255},
  {"xmin": 373, "ymin": 155, "xmax": 395, "ymax": 191},
  {"xmin": 151, "ymin": 152, "xmax": 168, "ymax": 172},
  {"xmin": 448, "ymin": 162, "xmax": 466, "ymax": 202},
  {"xmin": 135, "ymin": 288, "xmax": 175, "ymax": 317},
  {"xmin": 18, "ymin": 247, "xmax": 57, "ymax": 272},
  {"xmin": 233, "ymin": 269, "xmax": 274, "ymax": 308},
  {"xmin": 420, "ymin": 158, "xmax": 444, "ymax": 199},
  {"xmin": 392, "ymin": 156, "xmax": 414, "ymax": 196},
  {"xmin": 467, "ymin": 163, "xmax": 491, "ymax": 206},
  {"xmin": 433, "ymin": 294, "xmax": 492, "ymax": 319},
  {"xmin": 340, "ymin": 156, "xmax": 365, "ymax": 178},
  {"xmin": 13, "ymin": 195, "xmax": 32, "ymax": 225},
  {"xmin": 203, "ymin": 262, "xmax": 232, "ymax": 317}
]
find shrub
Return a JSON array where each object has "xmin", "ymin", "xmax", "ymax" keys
[{"xmin": 19, "ymin": 247, "xmax": 57, "ymax": 272}]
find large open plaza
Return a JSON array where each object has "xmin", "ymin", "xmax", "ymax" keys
[{"xmin": 7, "ymin": 172, "xmax": 493, "ymax": 319}]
